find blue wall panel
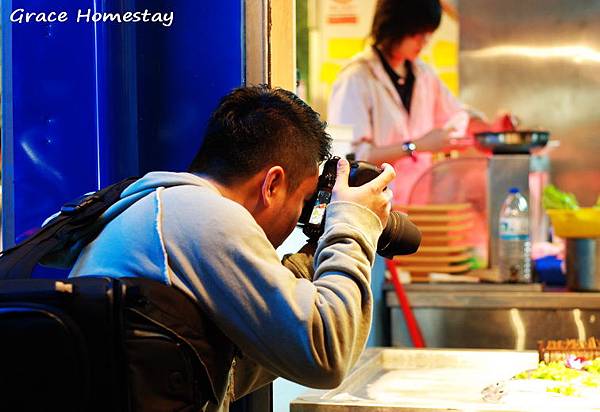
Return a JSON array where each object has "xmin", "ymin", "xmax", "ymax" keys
[
  {"xmin": 94, "ymin": 0, "xmax": 141, "ymax": 186},
  {"xmin": 2, "ymin": 0, "xmax": 244, "ymax": 262},
  {"xmin": 3, "ymin": 0, "xmax": 100, "ymax": 248},
  {"xmin": 135, "ymin": 0, "xmax": 244, "ymax": 173}
]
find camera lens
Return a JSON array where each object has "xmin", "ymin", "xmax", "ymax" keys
[{"xmin": 376, "ymin": 212, "xmax": 421, "ymax": 258}]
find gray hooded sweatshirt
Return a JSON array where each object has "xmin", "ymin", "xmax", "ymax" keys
[{"xmin": 70, "ymin": 171, "xmax": 382, "ymax": 411}]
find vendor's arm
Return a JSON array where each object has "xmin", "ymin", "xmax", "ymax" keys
[{"xmin": 363, "ymin": 128, "xmax": 452, "ymax": 164}]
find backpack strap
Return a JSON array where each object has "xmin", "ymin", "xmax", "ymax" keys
[{"xmin": 0, "ymin": 177, "xmax": 139, "ymax": 280}]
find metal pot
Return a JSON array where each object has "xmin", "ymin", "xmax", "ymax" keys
[
  {"xmin": 566, "ymin": 238, "xmax": 600, "ymax": 292},
  {"xmin": 475, "ymin": 130, "xmax": 550, "ymax": 154}
]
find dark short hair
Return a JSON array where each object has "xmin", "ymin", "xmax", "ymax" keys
[
  {"xmin": 371, "ymin": 0, "xmax": 442, "ymax": 53},
  {"xmin": 189, "ymin": 85, "xmax": 331, "ymax": 190}
]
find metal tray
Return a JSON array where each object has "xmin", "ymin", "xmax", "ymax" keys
[
  {"xmin": 290, "ymin": 348, "xmax": 557, "ymax": 411},
  {"xmin": 475, "ymin": 131, "xmax": 550, "ymax": 154}
]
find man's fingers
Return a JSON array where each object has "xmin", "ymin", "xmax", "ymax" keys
[
  {"xmin": 334, "ymin": 158, "xmax": 350, "ymax": 190},
  {"xmin": 371, "ymin": 163, "xmax": 395, "ymax": 191},
  {"xmin": 384, "ymin": 188, "xmax": 394, "ymax": 203}
]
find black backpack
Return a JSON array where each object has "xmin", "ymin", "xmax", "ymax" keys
[{"xmin": 0, "ymin": 178, "xmax": 235, "ymax": 412}]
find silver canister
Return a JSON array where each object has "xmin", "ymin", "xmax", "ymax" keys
[{"xmin": 566, "ymin": 238, "xmax": 600, "ymax": 291}]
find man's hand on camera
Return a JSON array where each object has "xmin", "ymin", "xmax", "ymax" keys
[{"xmin": 331, "ymin": 158, "xmax": 395, "ymax": 228}]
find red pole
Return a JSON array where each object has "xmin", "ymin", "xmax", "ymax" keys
[{"xmin": 386, "ymin": 259, "xmax": 425, "ymax": 348}]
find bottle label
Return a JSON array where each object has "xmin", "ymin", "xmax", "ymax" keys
[{"xmin": 499, "ymin": 217, "xmax": 529, "ymax": 240}]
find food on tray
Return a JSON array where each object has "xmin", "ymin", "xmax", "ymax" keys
[
  {"xmin": 483, "ymin": 338, "xmax": 600, "ymax": 405},
  {"xmin": 514, "ymin": 357, "xmax": 600, "ymax": 396}
]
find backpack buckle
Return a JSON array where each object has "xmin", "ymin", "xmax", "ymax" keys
[{"xmin": 60, "ymin": 194, "xmax": 100, "ymax": 215}]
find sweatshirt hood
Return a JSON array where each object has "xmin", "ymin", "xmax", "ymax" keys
[
  {"xmin": 46, "ymin": 172, "xmax": 219, "ymax": 270},
  {"xmin": 121, "ymin": 171, "xmax": 220, "ymax": 198},
  {"xmin": 107, "ymin": 171, "xmax": 221, "ymax": 221}
]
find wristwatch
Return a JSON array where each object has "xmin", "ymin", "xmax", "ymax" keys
[{"xmin": 402, "ymin": 141, "xmax": 417, "ymax": 159}]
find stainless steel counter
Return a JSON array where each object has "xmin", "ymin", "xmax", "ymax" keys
[
  {"xmin": 291, "ymin": 347, "xmax": 600, "ymax": 411},
  {"xmin": 385, "ymin": 283, "xmax": 600, "ymax": 350},
  {"xmin": 386, "ymin": 283, "xmax": 600, "ymax": 309}
]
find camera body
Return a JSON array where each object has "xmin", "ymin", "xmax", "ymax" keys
[
  {"xmin": 297, "ymin": 157, "xmax": 421, "ymax": 258},
  {"xmin": 298, "ymin": 157, "xmax": 379, "ymax": 239}
]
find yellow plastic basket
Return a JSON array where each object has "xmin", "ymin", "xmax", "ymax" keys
[{"xmin": 547, "ymin": 208, "xmax": 600, "ymax": 238}]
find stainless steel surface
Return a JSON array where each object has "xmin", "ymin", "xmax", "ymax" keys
[
  {"xmin": 400, "ymin": 282, "xmax": 543, "ymax": 293},
  {"xmin": 386, "ymin": 287, "xmax": 600, "ymax": 350},
  {"xmin": 567, "ymin": 238, "xmax": 600, "ymax": 291},
  {"xmin": 475, "ymin": 131, "xmax": 550, "ymax": 154},
  {"xmin": 386, "ymin": 289, "xmax": 600, "ymax": 309},
  {"xmin": 390, "ymin": 306, "xmax": 600, "ymax": 350},
  {"xmin": 290, "ymin": 348, "xmax": 541, "ymax": 411},
  {"xmin": 459, "ymin": 0, "xmax": 600, "ymax": 207},
  {"xmin": 487, "ymin": 155, "xmax": 530, "ymax": 270},
  {"xmin": 529, "ymin": 155, "xmax": 551, "ymax": 244}
]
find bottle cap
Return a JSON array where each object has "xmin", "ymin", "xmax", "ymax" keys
[{"xmin": 509, "ymin": 187, "xmax": 520, "ymax": 194}]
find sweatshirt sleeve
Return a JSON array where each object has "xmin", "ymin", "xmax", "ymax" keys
[{"xmin": 161, "ymin": 188, "xmax": 382, "ymax": 390}]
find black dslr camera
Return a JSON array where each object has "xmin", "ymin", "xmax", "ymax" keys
[{"xmin": 298, "ymin": 157, "xmax": 421, "ymax": 258}]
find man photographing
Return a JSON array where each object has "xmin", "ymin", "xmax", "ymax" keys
[{"xmin": 70, "ymin": 85, "xmax": 395, "ymax": 411}]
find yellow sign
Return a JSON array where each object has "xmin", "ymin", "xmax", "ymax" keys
[{"xmin": 327, "ymin": 38, "xmax": 365, "ymax": 60}]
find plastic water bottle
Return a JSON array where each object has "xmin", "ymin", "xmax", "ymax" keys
[{"xmin": 498, "ymin": 188, "xmax": 532, "ymax": 283}]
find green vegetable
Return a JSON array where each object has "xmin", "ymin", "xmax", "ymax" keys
[
  {"xmin": 543, "ymin": 185, "xmax": 580, "ymax": 210},
  {"xmin": 595, "ymin": 196, "xmax": 600, "ymax": 209},
  {"xmin": 584, "ymin": 358, "xmax": 600, "ymax": 374},
  {"xmin": 515, "ymin": 358, "xmax": 600, "ymax": 397},
  {"xmin": 547, "ymin": 384, "xmax": 577, "ymax": 396},
  {"xmin": 581, "ymin": 375, "xmax": 600, "ymax": 388},
  {"xmin": 547, "ymin": 384, "xmax": 576, "ymax": 396},
  {"xmin": 515, "ymin": 361, "xmax": 581, "ymax": 381},
  {"xmin": 515, "ymin": 370, "xmax": 530, "ymax": 379}
]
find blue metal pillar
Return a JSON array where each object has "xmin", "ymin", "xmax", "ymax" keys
[{"xmin": 2, "ymin": 1, "xmax": 244, "ymax": 264}]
